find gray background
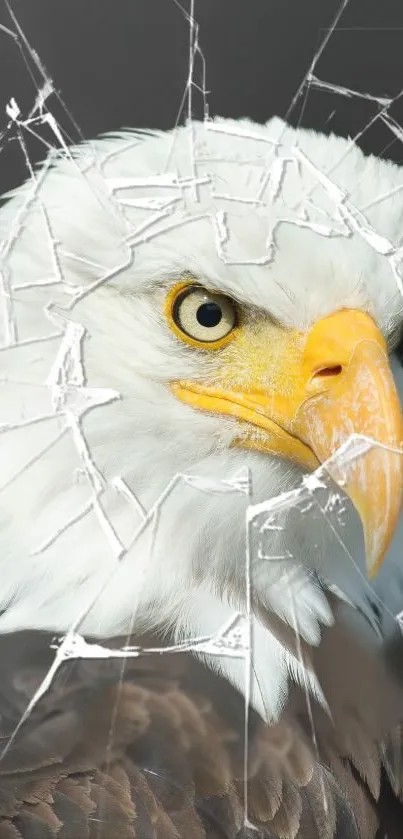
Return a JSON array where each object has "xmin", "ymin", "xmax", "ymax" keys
[{"xmin": 1, "ymin": 0, "xmax": 403, "ymax": 194}]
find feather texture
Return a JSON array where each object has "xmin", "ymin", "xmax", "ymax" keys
[
  {"xmin": 2, "ymin": 116, "xmax": 403, "ymax": 836},
  {"xmin": 0, "ymin": 628, "xmax": 401, "ymax": 839}
]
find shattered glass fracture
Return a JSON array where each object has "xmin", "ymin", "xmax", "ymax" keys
[{"xmin": 1, "ymin": 0, "xmax": 403, "ymax": 834}]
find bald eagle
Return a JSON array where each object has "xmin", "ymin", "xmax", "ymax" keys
[{"xmin": 1, "ymin": 116, "xmax": 403, "ymax": 838}]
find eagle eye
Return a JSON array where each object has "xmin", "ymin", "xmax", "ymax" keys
[{"xmin": 166, "ymin": 283, "xmax": 238, "ymax": 349}]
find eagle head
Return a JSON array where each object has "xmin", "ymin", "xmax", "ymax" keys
[{"xmin": 1, "ymin": 116, "xmax": 403, "ymax": 719}]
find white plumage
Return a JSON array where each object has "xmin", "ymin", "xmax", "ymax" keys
[{"xmin": 1, "ymin": 116, "xmax": 403, "ymax": 726}]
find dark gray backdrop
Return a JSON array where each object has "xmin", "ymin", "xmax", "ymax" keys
[{"xmin": 1, "ymin": 0, "xmax": 403, "ymax": 192}]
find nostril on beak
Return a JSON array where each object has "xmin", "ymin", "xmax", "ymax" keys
[{"xmin": 313, "ymin": 364, "xmax": 343, "ymax": 379}]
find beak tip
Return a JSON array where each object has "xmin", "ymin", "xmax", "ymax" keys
[
  {"xmin": 367, "ymin": 561, "xmax": 381, "ymax": 581},
  {"xmin": 365, "ymin": 536, "xmax": 389, "ymax": 580}
]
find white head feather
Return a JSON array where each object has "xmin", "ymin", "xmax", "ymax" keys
[{"xmin": 1, "ymin": 116, "xmax": 403, "ymax": 720}]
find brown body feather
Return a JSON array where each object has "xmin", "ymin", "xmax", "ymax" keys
[{"xmin": 0, "ymin": 622, "xmax": 402, "ymax": 839}]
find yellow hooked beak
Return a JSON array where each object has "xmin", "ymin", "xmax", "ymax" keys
[{"xmin": 172, "ymin": 309, "xmax": 403, "ymax": 577}]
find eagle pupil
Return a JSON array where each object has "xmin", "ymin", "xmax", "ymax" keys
[{"xmin": 197, "ymin": 302, "xmax": 222, "ymax": 328}]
